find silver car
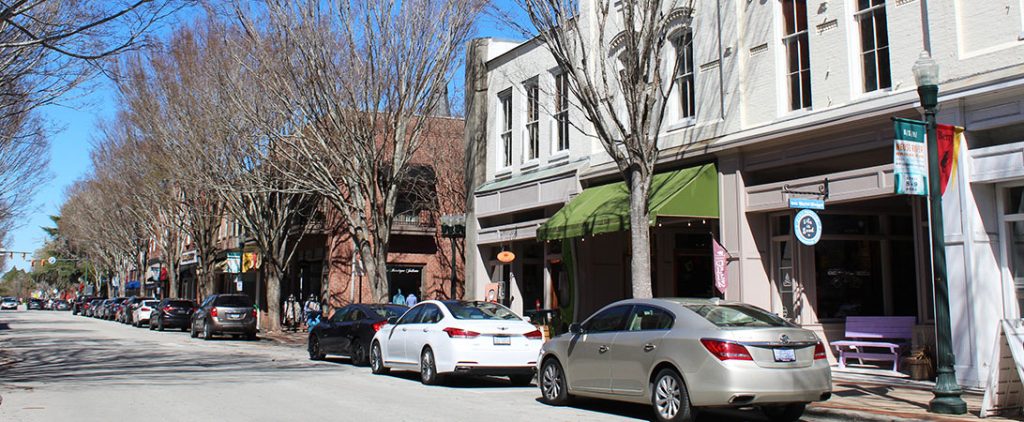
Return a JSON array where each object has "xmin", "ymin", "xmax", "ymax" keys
[{"xmin": 537, "ymin": 298, "xmax": 831, "ymax": 422}]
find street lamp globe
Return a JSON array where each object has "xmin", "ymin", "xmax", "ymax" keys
[{"xmin": 912, "ymin": 51, "xmax": 940, "ymax": 88}]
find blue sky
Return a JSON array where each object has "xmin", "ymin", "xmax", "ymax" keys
[{"xmin": 4, "ymin": 1, "xmax": 527, "ymax": 275}]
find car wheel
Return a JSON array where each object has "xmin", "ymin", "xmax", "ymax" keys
[
  {"xmin": 308, "ymin": 335, "xmax": 325, "ymax": 360},
  {"xmin": 158, "ymin": 320, "xmax": 165, "ymax": 331},
  {"xmin": 420, "ymin": 347, "xmax": 443, "ymax": 385},
  {"xmin": 509, "ymin": 374, "xmax": 534, "ymax": 387},
  {"xmin": 190, "ymin": 321, "xmax": 198, "ymax": 338},
  {"xmin": 351, "ymin": 340, "xmax": 367, "ymax": 366},
  {"xmin": 762, "ymin": 404, "xmax": 806, "ymax": 422},
  {"xmin": 540, "ymin": 359, "xmax": 571, "ymax": 405},
  {"xmin": 247, "ymin": 331, "xmax": 257, "ymax": 341},
  {"xmin": 149, "ymin": 322, "xmax": 155, "ymax": 331},
  {"xmin": 652, "ymin": 368, "xmax": 693, "ymax": 422},
  {"xmin": 370, "ymin": 341, "xmax": 389, "ymax": 375},
  {"xmin": 202, "ymin": 321, "xmax": 213, "ymax": 340}
]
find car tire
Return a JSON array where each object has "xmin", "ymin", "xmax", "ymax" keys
[
  {"xmin": 651, "ymin": 368, "xmax": 693, "ymax": 422},
  {"xmin": 202, "ymin": 321, "xmax": 213, "ymax": 340},
  {"xmin": 762, "ymin": 404, "xmax": 806, "ymax": 422},
  {"xmin": 351, "ymin": 340, "xmax": 367, "ymax": 366},
  {"xmin": 247, "ymin": 332, "xmax": 257, "ymax": 341},
  {"xmin": 370, "ymin": 341, "xmax": 389, "ymax": 375},
  {"xmin": 540, "ymin": 358, "xmax": 572, "ymax": 406},
  {"xmin": 149, "ymin": 322, "xmax": 155, "ymax": 331},
  {"xmin": 420, "ymin": 347, "xmax": 443, "ymax": 386},
  {"xmin": 158, "ymin": 320, "xmax": 165, "ymax": 331},
  {"xmin": 509, "ymin": 374, "xmax": 534, "ymax": 387},
  {"xmin": 189, "ymin": 322, "xmax": 198, "ymax": 337},
  {"xmin": 309, "ymin": 335, "xmax": 325, "ymax": 360}
]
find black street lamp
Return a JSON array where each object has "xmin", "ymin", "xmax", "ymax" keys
[
  {"xmin": 440, "ymin": 214, "xmax": 466, "ymax": 300},
  {"xmin": 913, "ymin": 50, "xmax": 967, "ymax": 415}
]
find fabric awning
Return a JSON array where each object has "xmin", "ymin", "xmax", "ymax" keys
[{"xmin": 537, "ymin": 163, "xmax": 718, "ymax": 240}]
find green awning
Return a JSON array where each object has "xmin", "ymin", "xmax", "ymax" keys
[{"xmin": 537, "ymin": 163, "xmax": 718, "ymax": 240}]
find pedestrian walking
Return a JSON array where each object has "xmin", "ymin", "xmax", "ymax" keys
[
  {"xmin": 303, "ymin": 294, "xmax": 321, "ymax": 330},
  {"xmin": 282, "ymin": 294, "xmax": 300, "ymax": 331}
]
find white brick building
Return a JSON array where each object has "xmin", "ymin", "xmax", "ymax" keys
[{"xmin": 463, "ymin": 0, "xmax": 1024, "ymax": 388}]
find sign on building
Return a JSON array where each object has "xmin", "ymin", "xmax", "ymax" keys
[
  {"xmin": 893, "ymin": 118, "xmax": 929, "ymax": 196},
  {"xmin": 794, "ymin": 209, "xmax": 822, "ymax": 246},
  {"xmin": 226, "ymin": 251, "xmax": 241, "ymax": 274}
]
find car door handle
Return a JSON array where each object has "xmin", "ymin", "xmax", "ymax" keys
[
  {"xmin": 643, "ymin": 343, "xmax": 656, "ymax": 352},
  {"xmin": 422, "ymin": 328, "xmax": 429, "ymax": 333},
  {"xmin": 401, "ymin": 328, "xmax": 406, "ymax": 332},
  {"xmin": 598, "ymin": 345, "xmax": 609, "ymax": 354}
]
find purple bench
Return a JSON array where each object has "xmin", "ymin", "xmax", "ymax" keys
[{"xmin": 831, "ymin": 316, "xmax": 916, "ymax": 371}]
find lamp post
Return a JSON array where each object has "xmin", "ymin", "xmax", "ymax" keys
[
  {"xmin": 440, "ymin": 214, "xmax": 466, "ymax": 300},
  {"xmin": 913, "ymin": 51, "xmax": 967, "ymax": 415}
]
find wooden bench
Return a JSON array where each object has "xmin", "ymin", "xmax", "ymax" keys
[{"xmin": 831, "ymin": 316, "xmax": 916, "ymax": 371}]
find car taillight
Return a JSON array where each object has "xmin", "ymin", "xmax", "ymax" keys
[
  {"xmin": 163, "ymin": 306, "xmax": 173, "ymax": 313},
  {"xmin": 813, "ymin": 342, "xmax": 827, "ymax": 360},
  {"xmin": 443, "ymin": 327, "xmax": 480, "ymax": 338},
  {"xmin": 251, "ymin": 309, "xmax": 257, "ymax": 318},
  {"xmin": 700, "ymin": 339, "xmax": 753, "ymax": 361},
  {"xmin": 372, "ymin": 320, "xmax": 387, "ymax": 332},
  {"xmin": 141, "ymin": 307, "xmax": 150, "ymax": 311},
  {"xmin": 524, "ymin": 329, "xmax": 543, "ymax": 340},
  {"xmin": 210, "ymin": 308, "xmax": 218, "ymax": 317}
]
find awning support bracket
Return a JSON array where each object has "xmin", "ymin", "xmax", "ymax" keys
[{"xmin": 782, "ymin": 178, "xmax": 830, "ymax": 200}]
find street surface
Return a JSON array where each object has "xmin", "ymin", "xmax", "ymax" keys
[{"xmin": 0, "ymin": 310, "xmax": 826, "ymax": 421}]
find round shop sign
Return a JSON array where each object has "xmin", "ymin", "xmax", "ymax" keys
[{"xmin": 794, "ymin": 209, "xmax": 822, "ymax": 246}]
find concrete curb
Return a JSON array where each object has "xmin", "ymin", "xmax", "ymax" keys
[{"xmin": 806, "ymin": 406, "xmax": 930, "ymax": 422}]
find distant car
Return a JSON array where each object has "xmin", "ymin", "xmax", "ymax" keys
[
  {"xmin": 73, "ymin": 296, "xmax": 96, "ymax": 315},
  {"xmin": 1, "ymin": 297, "xmax": 17, "ymax": 310},
  {"xmin": 308, "ymin": 304, "xmax": 407, "ymax": 365},
  {"xmin": 149, "ymin": 299, "xmax": 196, "ymax": 331},
  {"xmin": 121, "ymin": 296, "xmax": 154, "ymax": 324},
  {"xmin": 27, "ymin": 299, "xmax": 43, "ymax": 310},
  {"xmin": 84, "ymin": 299, "xmax": 104, "ymax": 317},
  {"xmin": 54, "ymin": 300, "xmax": 71, "ymax": 311},
  {"xmin": 130, "ymin": 300, "xmax": 160, "ymax": 327},
  {"xmin": 537, "ymin": 298, "xmax": 832, "ymax": 422},
  {"xmin": 190, "ymin": 294, "xmax": 257, "ymax": 340},
  {"xmin": 97, "ymin": 298, "xmax": 119, "ymax": 319},
  {"xmin": 370, "ymin": 300, "xmax": 543, "ymax": 386}
]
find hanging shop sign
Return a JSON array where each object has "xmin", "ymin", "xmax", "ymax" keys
[
  {"xmin": 497, "ymin": 250, "xmax": 516, "ymax": 263},
  {"xmin": 788, "ymin": 198, "xmax": 825, "ymax": 210},
  {"xmin": 712, "ymin": 238, "xmax": 729, "ymax": 294},
  {"xmin": 794, "ymin": 209, "xmax": 822, "ymax": 246},
  {"xmin": 893, "ymin": 118, "xmax": 929, "ymax": 196},
  {"xmin": 226, "ymin": 251, "xmax": 241, "ymax": 273}
]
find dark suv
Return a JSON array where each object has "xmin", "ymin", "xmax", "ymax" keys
[
  {"xmin": 190, "ymin": 294, "xmax": 257, "ymax": 340},
  {"xmin": 150, "ymin": 299, "xmax": 196, "ymax": 331}
]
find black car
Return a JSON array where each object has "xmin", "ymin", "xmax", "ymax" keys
[
  {"xmin": 190, "ymin": 294, "xmax": 257, "ymax": 340},
  {"xmin": 85, "ymin": 298, "xmax": 104, "ymax": 317},
  {"xmin": 27, "ymin": 299, "xmax": 43, "ymax": 310},
  {"xmin": 54, "ymin": 300, "xmax": 71, "ymax": 311},
  {"xmin": 73, "ymin": 296, "xmax": 96, "ymax": 315},
  {"xmin": 150, "ymin": 298, "xmax": 196, "ymax": 331},
  {"xmin": 308, "ymin": 304, "xmax": 407, "ymax": 365}
]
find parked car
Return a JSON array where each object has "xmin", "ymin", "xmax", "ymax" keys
[
  {"xmin": 149, "ymin": 299, "xmax": 196, "ymax": 331},
  {"xmin": 27, "ymin": 299, "xmax": 43, "ymax": 310},
  {"xmin": 73, "ymin": 296, "xmax": 96, "ymax": 315},
  {"xmin": 1, "ymin": 297, "xmax": 17, "ymax": 310},
  {"xmin": 120, "ymin": 296, "xmax": 154, "ymax": 324},
  {"xmin": 129, "ymin": 300, "xmax": 160, "ymax": 327},
  {"xmin": 84, "ymin": 298, "xmax": 104, "ymax": 317},
  {"xmin": 54, "ymin": 300, "xmax": 71, "ymax": 311},
  {"xmin": 190, "ymin": 294, "xmax": 257, "ymax": 340},
  {"xmin": 370, "ymin": 300, "xmax": 543, "ymax": 386},
  {"xmin": 97, "ymin": 298, "xmax": 119, "ymax": 319},
  {"xmin": 308, "ymin": 303, "xmax": 407, "ymax": 365},
  {"xmin": 536, "ymin": 298, "xmax": 832, "ymax": 422}
]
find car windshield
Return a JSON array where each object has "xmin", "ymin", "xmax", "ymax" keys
[
  {"xmin": 214, "ymin": 295, "xmax": 252, "ymax": 307},
  {"xmin": 683, "ymin": 303, "xmax": 792, "ymax": 328},
  {"xmin": 445, "ymin": 301, "xmax": 521, "ymax": 321},
  {"xmin": 168, "ymin": 300, "xmax": 194, "ymax": 308},
  {"xmin": 368, "ymin": 305, "xmax": 406, "ymax": 319}
]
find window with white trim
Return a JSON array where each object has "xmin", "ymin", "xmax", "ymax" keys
[
  {"xmin": 499, "ymin": 91, "xmax": 512, "ymax": 168},
  {"xmin": 856, "ymin": 0, "xmax": 891, "ymax": 92},
  {"xmin": 674, "ymin": 30, "xmax": 695, "ymax": 119},
  {"xmin": 525, "ymin": 82, "xmax": 539, "ymax": 161},
  {"xmin": 782, "ymin": 0, "xmax": 811, "ymax": 110},
  {"xmin": 554, "ymin": 73, "xmax": 569, "ymax": 152}
]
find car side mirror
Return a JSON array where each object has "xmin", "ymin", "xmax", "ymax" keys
[
  {"xmin": 387, "ymin": 317, "xmax": 399, "ymax": 325},
  {"xmin": 569, "ymin": 323, "xmax": 584, "ymax": 335},
  {"xmin": 523, "ymin": 316, "xmax": 532, "ymax": 323}
]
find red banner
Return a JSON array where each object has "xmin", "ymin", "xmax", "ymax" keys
[{"xmin": 937, "ymin": 124, "xmax": 962, "ymax": 196}]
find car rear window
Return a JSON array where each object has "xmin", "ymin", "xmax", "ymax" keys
[
  {"xmin": 445, "ymin": 301, "xmax": 521, "ymax": 321},
  {"xmin": 142, "ymin": 300, "xmax": 159, "ymax": 307},
  {"xmin": 214, "ymin": 295, "xmax": 252, "ymax": 307},
  {"xmin": 683, "ymin": 303, "xmax": 792, "ymax": 328},
  {"xmin": 368, "ymin": 306, "xmax": 405, "ymax": 319},
  {"xmin": 168, "ymin": 300, "xmax": 194, "ymax": 308}
]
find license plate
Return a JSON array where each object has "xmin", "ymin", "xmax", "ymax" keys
[
  {"xmin": 228, "ymin": 313, "xmax": 242, "ymax": 319},
  {"xmin": 493, "ymin": 335, "xmax": 511, "ymax": 345},
  {"xmin": 773, "ymin": 348, "xmax": 796, "ymax": 362}
]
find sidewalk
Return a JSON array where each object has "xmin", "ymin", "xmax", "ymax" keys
[
  {"xmin": 259, "ymin": 329, "xmax": 308, "ymax": 348},
  {"xmin": 808, "ymin": 370, "xmax": 1021, "ymax": 421}
]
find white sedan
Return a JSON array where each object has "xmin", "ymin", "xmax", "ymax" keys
[
  {"xmin": 133, "ymin": 300, "xmax": 160, "ymax": 327},
  {"xmin": 370, "ymin": 300, "xmax": 543, "ymax": 386}
]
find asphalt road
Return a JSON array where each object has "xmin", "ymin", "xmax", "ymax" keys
[{"xmin": 0, "ymin": 309, "xmax": 823, "ymax": 422}]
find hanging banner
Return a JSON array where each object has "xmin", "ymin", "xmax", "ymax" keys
[
  {"xmin": 937, "ymin": 124, "xmax": 964, "ymax": 196},
  {"xmin": 893, "ymin": 118, "xmax": 929, "ymax": 196},
  {"xmin": 712, "ymin": 238, "xmax": 729, "ymax": 294},
  {"xmin": 226, "ymin": 251, "xmax": 241, "ymax": 273}
]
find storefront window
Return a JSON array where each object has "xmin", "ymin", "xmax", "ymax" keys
[
  {"xmin": 1009, "ymin": 221, "xmax": 1024, "ymax": 315},
  {"xmin": 815, "ymin": 239, "xmax": 883, "ymax": 319}
]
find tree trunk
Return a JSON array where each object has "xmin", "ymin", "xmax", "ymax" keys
[
  {"xmin": 367, "ymin": 242, "xmax": 389, "ymax": 303},
  {"xmin": 265, "ymin": 264, "xmax": 282, "ymax": 332},
  {"xmin": 167, "ymin": 261, "xmax": 177, "ymax": 300},
  {"xmin": 628, "ymin": 167, "xmax": 653, "ymax": 299}
]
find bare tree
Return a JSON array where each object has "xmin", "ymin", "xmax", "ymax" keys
[
  {"xmin": 223, "ymin": 0, "xmax": 484, "ymax": 303},
  {"xmin": 508, "ymin": 0, "xmax": 695, "ymax": 298}
]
